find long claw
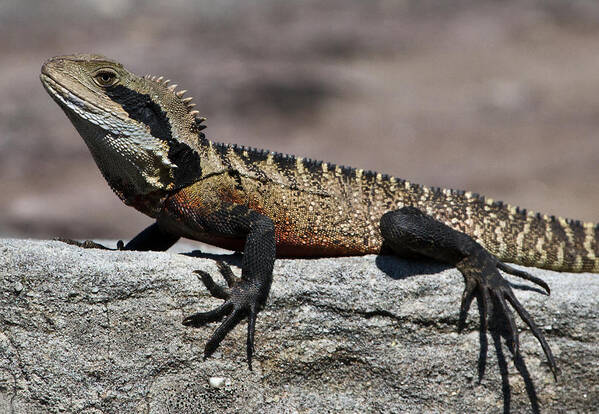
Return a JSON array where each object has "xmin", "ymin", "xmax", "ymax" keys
[
  {"xmin": 496, "ymin": 293, "xmax": 520, "ymax": 356},
  {"xmin": 183, "ymin": 302, "xmax": 233, "ymax": 327},
  {"xmin": 204, "ymin": 309, "xmax": 244, "ymax": 360},
  {"xmin": 497, "ymin": 262, "xmax": 550, "ymax": 295},
  {"xmin": 480, "ymin": 288, "xmax": 491, "ymax": 332},
  {"xmin": 458, "ymin": 279, "xmax": 476, "ymax": 332},
  {"xmin": 504, "ymin": 292, "xmax": 559, "ymax": 380},
  {"xmin": 194, "ymin": 270, "xmax": 230, "ymax": 299},
  {"xmin": 247, "ymin": 305, "xmax": 257, "ymax": 370}
]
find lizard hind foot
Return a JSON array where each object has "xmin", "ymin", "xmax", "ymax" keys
[
  {"xmin": 457, "ymin": 251, "xmax": 559, "ymax": 380},
  {"xmin": 183, "ymin": 261, "xmax": 261, "ymax": 370},
  {"xmin": 380, "ymin": 207, "xmax": 558, "ymax": 380}
]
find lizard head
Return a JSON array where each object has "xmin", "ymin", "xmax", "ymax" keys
[{"xmin": 41, "ymin": 54, "xmax": 205, "ymax": 215}]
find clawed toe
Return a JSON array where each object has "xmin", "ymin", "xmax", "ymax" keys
[
  {"xmin": 194, "ymin": 270, "xmax": 230, "ymax": 299},
  {"xmin": 184, "ymin": 263, "xmax": 263, "ymax": 369},
  {"xmin": 458, "ymin": 277, "xmax": 477, "ymax": 332},
  {"xmin": 457, "ymin": 251, "xmax": 558, "ymax": 379},
  {"xmin": 497, "ymin": 262, "xmax": 550, "ymax": 295},
  {"xmin": 503, "ymin": 288, "xmax": 558, "ymax": 379},
  {"xmin": 215, "ymin": 261, "xmax": 238, "ymax": 286},
  {"xmin": 246, "ymin": 304, "xmax": 258, "ymax": 369},
  {"xmin": 182, "ymin": 302, "xmax": 233, "ymax": 327},
  {"xmin": 203, "ymin": 309, "xmax": 244, "ymax": 360}
]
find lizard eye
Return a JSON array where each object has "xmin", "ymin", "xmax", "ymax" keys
[{"xmin": 93, "ymin": 69, "xmax": 118, "ymax": 87}]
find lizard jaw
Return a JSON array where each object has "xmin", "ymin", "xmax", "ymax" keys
[{"xmin": 41, "ymin": 68, "xmax": 177, "ymax": 207}]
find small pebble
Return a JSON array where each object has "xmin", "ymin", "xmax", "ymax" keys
[
  {"xmin": 209, "ymin": 377, "xmax": 226, "ymax": 388},
  {"xmin": 14, "ymin": 282, "xmax": 23, "ymax": 294},
  {"xmin": 91, "ymin": 287, "xmax": 99, "ymax": 294}
]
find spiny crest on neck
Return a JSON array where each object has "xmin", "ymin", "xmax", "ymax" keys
[{"xmin": 142, "ymin": 73, "xmax": 207, "ymax": 135}]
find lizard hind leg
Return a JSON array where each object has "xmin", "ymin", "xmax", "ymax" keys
[{"xmin": 379, "ymin": 206, "xmax": 558, "ymax": 379}]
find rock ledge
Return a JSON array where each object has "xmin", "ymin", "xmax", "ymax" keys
[{"xmin": 0, "ymin": 239, "xmax": 597, "ymax": 413}]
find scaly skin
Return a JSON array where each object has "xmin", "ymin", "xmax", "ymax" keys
[
  {"xmin": 40, "ymin": 54, "xmax": 599, "ymax": 270},
  {"xmin": 41, "ymin": 54, "xmax": 592, "ymax": 381}
]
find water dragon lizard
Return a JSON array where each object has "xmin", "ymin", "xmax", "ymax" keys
[{"xmin": 41, "ymin": 54, "xmax": 599, "ymax": 379}]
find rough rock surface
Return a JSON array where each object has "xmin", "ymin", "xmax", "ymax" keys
[{"xmin": 0, "ymin": 238, "xmax": 597, "ymax": 413}]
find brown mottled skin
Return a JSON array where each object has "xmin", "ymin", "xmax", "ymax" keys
[{"xmin": 41, "ymin": 54, "xmax": 594, "ymax": 380}]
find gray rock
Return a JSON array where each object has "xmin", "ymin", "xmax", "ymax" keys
[{"xmin": 0, "ymin": 238, "xmax": 597, "ymax": 413}]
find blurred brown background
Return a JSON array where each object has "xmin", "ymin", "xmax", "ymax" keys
[{"xmin": 1, "ymin": 0, "xmax": 599, "ymax": 240}]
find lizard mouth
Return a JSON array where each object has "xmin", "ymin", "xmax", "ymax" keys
[{"xmin": 40, "ymin": 73, "xmax": 106, "ymax": 117}]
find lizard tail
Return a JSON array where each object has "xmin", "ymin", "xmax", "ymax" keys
[
  {"xmin": 468, "ymin": 197, "xmax": 599, "ymax": 273},
  {"xmin": 409, "ymin": 185, "xmax": 599, "ymax": 273}
]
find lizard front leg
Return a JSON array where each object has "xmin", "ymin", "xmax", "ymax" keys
[
  {"xmin": 159, "ymin": 191, "xmax": 275, "ymax": 369},
  {"xmin": 182, "ymin": 206, "xmax": 274, "ymax": 369},
  {"xmin": 380, "ymin": 206, "xmax": 558, "ymax": 378}
]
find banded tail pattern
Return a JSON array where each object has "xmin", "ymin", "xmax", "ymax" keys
[
  {"xmin": 410, "ymin": 186, "xmax": 599, "ymax": 273},
  {"xmin": 478, "ymin": 205, "xmax": 599, "ymax": 273}
]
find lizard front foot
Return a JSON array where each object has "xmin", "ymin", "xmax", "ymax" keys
[
  {"xmin": 183, "ymin": 261, "xmax": 265, "ymax": 370},
  {"xmin": 54, "ymin": 237, "xmax": 124, "ymax": 250},
  {"xmin": 456, "ymin": 248, "xmax": 558, "ymax": 379}
]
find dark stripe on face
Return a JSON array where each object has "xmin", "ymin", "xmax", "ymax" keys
[{"xmin": 106, "ymin": 85, "xmax": 202, "ymax": 188}]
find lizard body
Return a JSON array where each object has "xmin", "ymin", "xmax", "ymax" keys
[
  {"xmin": 41, "ymin": 54, "xmax": 592, "ymax": 379},
  {"xmin": 163, "ymin": 143, "xmax": 599, "ymax": 271}
]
